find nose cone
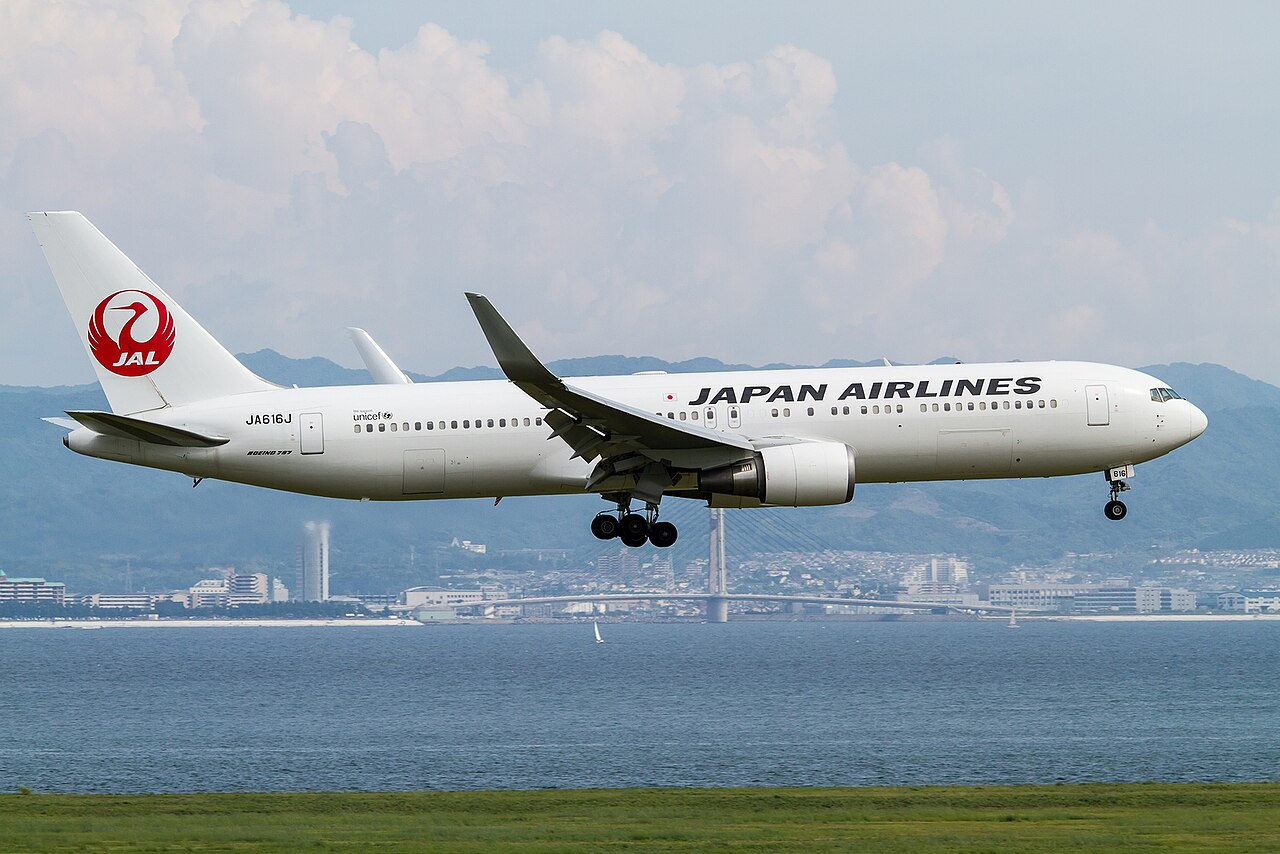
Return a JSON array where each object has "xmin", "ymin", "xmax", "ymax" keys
[{"xmin": 1189, "ymin": 404, "xmax": 1208, "ymax": 441}]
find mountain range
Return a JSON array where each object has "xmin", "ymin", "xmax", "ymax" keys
[{"xmin": 0, "ymin": 353, "xmax": 1270, "ymax": 594}]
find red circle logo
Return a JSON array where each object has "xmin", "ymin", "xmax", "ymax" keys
[{"xmin": 88, "ymin": 290, "xmax": 175, "ymax": 377}]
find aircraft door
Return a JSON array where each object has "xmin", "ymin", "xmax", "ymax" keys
[
  {"xmin": 705, "ymin": 407, "xmax": 717, "ymax": 429},
  {"xmin": 403, "ymin": 449, "xmax": 446, "ymax": 494},
  {"xmin": 300, "ymin": 412, "xmax": 324, "ymax": 454},
  {"xmin": 728, "ymin": 405, "xmax": 741, "ymax": 429},
  {"xmin": 1085, "ymin": 385, "xmax": 1110, "ymax": 426}
]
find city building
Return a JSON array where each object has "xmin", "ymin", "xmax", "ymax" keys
[
  {"xmin": 984, "ymin": 584, "xmax": 1096, "ymax": 611},
  {"xmin": 0, "ymin": 573, "xmax": 66, "ymax": 605},
  {"xmin": 188, "ymin": 578, "xmax": 229, "ymax": 609},
  {"xmin": 1242, "ymin": 591, "xmax": 1280, "ymax": 613},
  {"xmin": 903, "ymin": 557, "xmax": 971, "ymax": 592},
  {"xmin": 597, "ymin": 548, "xmax": 640, "ymax": 577},
  {"xmin": 399, "ymin": 587, "xmax": 489, "ymax": 609},
  {"xmin": 1215, "ymin": 592, "xmax": 1246, "ymax": 611},
  {"xmin": 298, "ymin": 522, "xmax": 331, "ymax": 602},
  {"xmin": 1070, "ymin": 587, "xmax": 1196, "ymax": 613},
  {"xmin": 78, "ymin": 593, "xmax": 168, "ymax": 610}
]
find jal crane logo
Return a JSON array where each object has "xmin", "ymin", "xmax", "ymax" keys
[{"xmin": 88, "ymin": 289, "xmax": 175, "ymax": 377}]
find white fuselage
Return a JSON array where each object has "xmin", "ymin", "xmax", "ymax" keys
[{"xmin": 63, "ymin": 360, "xmax": 1205, "ymax": 504}]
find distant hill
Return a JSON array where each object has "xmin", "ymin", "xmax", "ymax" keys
[{"xmin": 0, "ymin": 354, "xmax": 1271, "ymax": 593}]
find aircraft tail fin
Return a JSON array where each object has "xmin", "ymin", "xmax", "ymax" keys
[{"xmin": 28, "ymin": 212, "xmax": 278, "ymax": 414}]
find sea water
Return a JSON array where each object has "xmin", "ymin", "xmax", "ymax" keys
[{"xmin": 1, "ymin": 620, "xmax": 1276, "ymax": 793}]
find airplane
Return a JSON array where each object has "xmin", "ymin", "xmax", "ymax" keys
[{"xmin": 28, "ymin": 211, "xmax": 1207, "ymax": 548}]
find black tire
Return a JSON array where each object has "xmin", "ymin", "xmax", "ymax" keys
[
  {"xmin": 620, "ymin": 513, "xmax": 648, "ymax": 539},
  {"xmin": 620, "ymin": 529, "xmax": 649, "ymax": 548},
  {"xmin": 591, "ymin": 514, "xmax": 619, "ymax": 540},
  {"xmin": 1104, "ymin": 500, "xmax": 1128, "ymax": 521},
  {"xmin": 648, "ymin": 521, "xmax": 678, "ymax": 548}
]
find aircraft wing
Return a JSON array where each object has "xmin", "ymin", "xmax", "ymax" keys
[{"xmin": 465, "ymin": 293, "xmax": 754, "ymax": 472}]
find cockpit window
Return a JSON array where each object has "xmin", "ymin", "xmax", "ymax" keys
[{"xmin": 1150, "ymin": 387, "xmax": 1183, "ymax": 402}]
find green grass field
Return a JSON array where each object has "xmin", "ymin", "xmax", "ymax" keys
[{"xmin": 1, "ymin": 783, "xmax": 1277, "ymax": 852}]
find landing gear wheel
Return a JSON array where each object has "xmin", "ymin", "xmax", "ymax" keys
[
  {"xmin": 1104, "ymin": 500, "xmax": 1128, "ymax": 521},
  {"xmin": 590, "ymin": 513, "xmax": 619, "ymax": 540},
  {"xmin": 620, "ymin": 513, "xmax": 648, "ymax": 540},
  {"xmin": 620, "ymin": 529, "xmax": 649, "ymax": 548},
  {"xmin": 648, "ymin": 521, "xmax": 678, "ymax": 548}
]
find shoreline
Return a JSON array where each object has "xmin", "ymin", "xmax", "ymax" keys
[
  {"xmin": 0, "ymin": 618, "xmax": 424, "ymax": 629},
  {"xmin": 2, "ymin": 612, "xmax": 1280, "ymax": 628}
]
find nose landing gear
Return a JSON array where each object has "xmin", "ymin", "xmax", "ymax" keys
[
  {"xmin": 589, "ymin": 496, "xmax": 679, "ymax": 548},
  {"xmin": 1104, "ymin": 469, "xmax": 1131, "ymax": 520}
]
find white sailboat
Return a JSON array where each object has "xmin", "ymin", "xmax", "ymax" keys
[
  {"xmin": 593, "ymin": 620, "xmax": 604, "ymax": 644},
  {"xmin": 1007, "ymin": 609, "xmax": 1020, "ymax": 629}
]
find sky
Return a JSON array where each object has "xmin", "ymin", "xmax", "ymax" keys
[{"xmin": 3, "ymin": 1, "xmax": 1279, "ymax": 387}]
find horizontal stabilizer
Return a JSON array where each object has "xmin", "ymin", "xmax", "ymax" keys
[
  {"xmin": 66, "ymin": 410, "xmax": 229, "ymax": 447},
  {"xmin": 346, "ymin": 327, "xmax": 412, "ymax": 385}
]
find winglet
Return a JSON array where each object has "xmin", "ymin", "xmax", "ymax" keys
[
  {"xmin": 464, "ymin": 293, "xmax": 560, "ymax": 387},
  {"xmin": 346, "ymin": 327, "xmax": 412, "ymax": 385}
]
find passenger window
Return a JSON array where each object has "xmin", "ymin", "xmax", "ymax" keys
[
  {"xmin": 1050, "ymin": 400, "xmax": 1057, "ymax": 408},
  {"xmin": 831, "ymin": 407, "xmax": 839, "ymax": 416},
  {"xmin": 807, "ymin": 407, "xmax": 814, "ymax": 416},
  {"xmin": 414, "ymin": 422, "xmax": 421, "ymax": 431},
  {"xmin": 843, "ymin": 406, "xmax": 850, "ymax": 415},
  {"xmin": 366, "ymin": 424, "xmax": 373, "ymax": 432},
  {"xmin": 783, "ymin": 408, "xmax": 791, "ymax": 417},
  {"xmin": 499, "ymin": 419, "xmax": 506, "ymax": 427},
  {"xmin": 536, "ymin": 417, "xmax": 543, "ymax": 426},
  {"xmin": 463, "ymin": 420, "xmax": 470, "ymax": 428},
  {"xmin": 451, "ymin": 421, "xmax": 458, "ymax": 429},
  {"xmin": 426, "ymin": 422, "xmax": 433, "ymax": 430},
  {"xmin": 979, "ymin": 402, "xmax": 987, "ymax": 411},
  {"xmin": 896, "ymin": 405, "xmax": 903, "ymax": 414},
  {"xmin": 487, "ymin": 419, "xmax": 495, "ymax": 427},
  {"xmin": 691, "ymin": 411, "xmax": 698, "ymax": 421},
  {"xmin": 353, "ymin": 425, "xmax": 360, "ymax": 434},
  {"xmin": 860, "ymin": 406, "xmax": 868, "ymax": 415},
  {"xmin": 390, "ymin": 422, "xmax": 397, "ymax": 432},
  {"xmin": 679, "ymin": 412, "xmax": 687, "ymax": 421},
  {"xmin": 932, "ymin": 403, "xmax": 939, "ymax": 412},
  {"xmin": 378, "ymin": 423, "xmax": 386, "ymax": 432},
  {"xmin": 1038, "ymin": 400, "xmax": 1045, "ymax": 409},
  {"xmin": 1014, "ymin": 401, "xmax": 1021, "ymax": 410},
  {"xmin": 920, "ymin": 404, "xmax": 927, "ymax": 412},
  {"xmin": 944, "ymin": 403, "xmax": 951, "ymax": 412},
  {"xmin": 1003, "ymin": 401, "xmax": 1010, "ymax": 410},
  {"xmin": 667, "ymin": 412, "xmax": 674, "ymax": 419},
  {"xmin": 873, "ymin": 405, "xmax": 880, "ymax": 414},
  {"xmin": 402, "ymin": 422, "xmax": 409, "ymax": 431},
  {"xmin": 772, "ymin": 408, "xmax": 779, "ymax": 417}
]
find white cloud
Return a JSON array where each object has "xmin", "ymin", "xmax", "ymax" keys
[{"xmin": 1, "ymin": 0, "xmax": 1276, "ymax": 386}]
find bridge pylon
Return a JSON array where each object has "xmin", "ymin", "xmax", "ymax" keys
[{"xmin": 708, "ymin": 507, "xmax": 728, "ymax": 623}]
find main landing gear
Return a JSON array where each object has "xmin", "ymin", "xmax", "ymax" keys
[
  {"xmin": 1104, "ymin": 470, "xmax": 1131, "ymax": 521},
  {"xmin": 590, "ymin": 499, "xmax": 678, "ymax": 548}
]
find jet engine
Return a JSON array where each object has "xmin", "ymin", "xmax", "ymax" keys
[{"xmin": 698, "ymin": 442, "xmax": 856, "ymax": 506}]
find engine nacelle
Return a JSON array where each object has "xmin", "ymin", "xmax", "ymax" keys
[{"xmin": 698, "ymin": 442, "xmax": 855, "ymax": 507}]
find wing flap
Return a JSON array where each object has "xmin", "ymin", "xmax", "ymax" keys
[{"xmin": 66, "ymin": 410, "xmax": 229, "ymax": 447}]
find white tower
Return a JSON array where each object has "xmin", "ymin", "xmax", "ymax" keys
[{"xmin": 300, "ymin": 521, "xmax": 330, "ymax": 602}]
